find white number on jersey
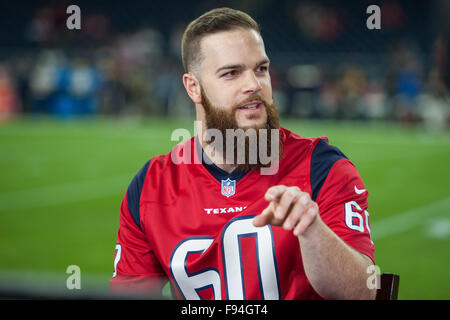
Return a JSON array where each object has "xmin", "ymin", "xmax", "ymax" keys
[
  {"xmin": 344, "ymin": 200, "xmax": 371, "ymax": 237},
  {"xmin": 169, "ymin": 215, "xmax": 280, "ymax": 300}
]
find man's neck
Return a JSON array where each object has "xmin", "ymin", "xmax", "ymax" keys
[{"xmin": 200, "ymin": 139, "xmax": 238, "ymax": 174}]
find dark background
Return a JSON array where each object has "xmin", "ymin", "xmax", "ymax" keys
[{"xmin": 0, "ymin": 0, "xmax": 448, "ymax": 125}]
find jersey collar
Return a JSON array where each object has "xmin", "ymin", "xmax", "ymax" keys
[{"xmin": 195, "ymin": 136, "xmax": 250, "ymax": 183}]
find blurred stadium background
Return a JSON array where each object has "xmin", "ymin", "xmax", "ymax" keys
[{"xmin": 0, "ymin": 0, "xmax": 449, "ymax": 299}]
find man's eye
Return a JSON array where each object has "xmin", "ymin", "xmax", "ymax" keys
[
  {"xmin": 222, "ymin": 70, "xmax": 238, "ymax": 78},
  {"xmin": 257, "ymin": 66, "xmax": 268, "ymax": 73}
]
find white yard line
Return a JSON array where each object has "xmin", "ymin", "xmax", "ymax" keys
[{"xmin": 371, "ymin": 196, "xmax": 450, "ymax": 240}]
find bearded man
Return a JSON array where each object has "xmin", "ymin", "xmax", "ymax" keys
[{"xmin": 110, "ymin": 7, "xmax": 376, "ymax": 300}]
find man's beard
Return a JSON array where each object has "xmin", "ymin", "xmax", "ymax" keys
[{"xmin": 200, "ymin": 88, "xmax": 283, "ymax": 172}]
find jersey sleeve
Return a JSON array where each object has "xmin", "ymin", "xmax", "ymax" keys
[
  {"xmin": 311, "ymin": 140, "xmax": 375, "ymax": 263},
  {"xmin": 110, "ymin": 160, "xmax": 167, "ymax": 296}
]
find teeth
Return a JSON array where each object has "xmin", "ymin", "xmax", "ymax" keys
[{"xmin": 242, "ymin": 103, "xmax": 258, "ymax": 109}]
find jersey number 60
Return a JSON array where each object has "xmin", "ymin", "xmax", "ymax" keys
[{"xmin": 169, "ymin": 215, "xmax": 281, "ymax": 300}]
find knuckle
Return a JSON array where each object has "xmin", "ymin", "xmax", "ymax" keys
[
  {"xmin": 307, "ymin": 206, "xmax": 317, "ymax": 218},
  {"xmin": 287, "ymin": 189, "xmax": 297, "ymax": 198},
  {"xmin": 311, "ymin": 201, "xmax": 319, "ymax": 211},
  {"xmin": 299, "ymin": 194, "xmax": 309, "ymax": 206}
]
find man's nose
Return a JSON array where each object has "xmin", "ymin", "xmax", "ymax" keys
[{"xmin": 242, "ymin": 70, "xmax": 262, "ymax": 94}]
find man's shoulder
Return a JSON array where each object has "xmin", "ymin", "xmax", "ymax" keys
[
  {"xmin": 125, "ymin": 137, "xmax": 197, "ymax": 227},
  {"xmin": 280, "ymin": 126, "xmax": 328, "ymax": 159},
  {"xmin": 280, "ymin": 126, "xmax": 344, "ymax": 159},
  {"xmin": 279, "ymin": 127, "xmax": 350, "ymax": 200}
]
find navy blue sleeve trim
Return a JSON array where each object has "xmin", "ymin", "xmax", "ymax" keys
[
  {"xmin": 310, "ymin": 140, "xmax": 347, "ymax": 201},
  {"xmin": 126, "ymin": 160, "xmax": 151, "ymax": 230}
]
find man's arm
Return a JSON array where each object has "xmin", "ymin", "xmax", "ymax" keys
[
  {"xmin": 296, "ymin": 211, "xmax": 375, "ymax": 300},
  {"xmin": 253, "ymin": 185, "xmax": 376, "ymax": 300}
]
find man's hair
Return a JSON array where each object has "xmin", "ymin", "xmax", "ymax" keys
[{"xmin": 181, "ymin": 7, "xmax": 261, "ymax": 74}]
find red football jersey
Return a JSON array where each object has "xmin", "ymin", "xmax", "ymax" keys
[{"xmin": 110, "ymin": 127, "xmax": 375, "ymax": 299}]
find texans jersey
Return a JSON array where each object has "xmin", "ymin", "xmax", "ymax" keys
[{"xmin": 110, "ymin": 127, "xmax": 375, "ymax": 299}]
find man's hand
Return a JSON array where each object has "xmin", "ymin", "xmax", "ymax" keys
[
  {"xmin": 253, "ymin": 185, "xmax": 376, "ymax": 299},
  {"xmin": 253, "ymin": 185, "xmax": 320, "ymax": 236}
]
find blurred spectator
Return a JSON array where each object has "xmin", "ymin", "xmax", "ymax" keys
[
  {"xmin": 337, "ymin": 65, "xmax": 367, "ymax": 120},
  {"xmin": 155, "ymin": 58, "xmax": 183, "ymax": 116},
  {"xmin": 0, "ymin": 65, "xmax": 20, "ymax": 121},
  {"xmin": 293, "ymin": 2, "xmax": 344, "ymax": 42},
  {"xmin": 66, "ymin": 57, "xmax": 102, "ymax": 116},
  {"xmin": 0, "ymin": 0, "xmax": 444, "ymax": 129},
  {"xmin": 10, "ymin": 56, "xmax": 33, "ymax": 114},
  {"xmin": 418, "ymin": 67, "xmax": 449, "ymax": 131},
  {"xmin": 286, "ymin": 64, "xmax": 321, "ymax": 117},
  {"xmin": 363, "ymin": 82, "xmax": 387, "ymax": 120},
  {"xmin": 318, "ymin": 80, "xmax": 340, "ymax": 119},
  {"xmin": 29, "ymin": 50, "xmax": 64, "ymax": 114},
  {"xmin": 97, "ymin": 55, "xmax": 128, "ymax": 116},
  {"xmin": 393, "ymin": 46, "xmax": 423, "ymax": 124}
]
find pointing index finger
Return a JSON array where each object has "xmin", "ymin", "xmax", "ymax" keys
[{"xmin": 253, "ymin": 201, "xmax": 276, "ymax": 227}]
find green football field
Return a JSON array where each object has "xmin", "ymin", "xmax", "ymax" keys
[{"xmin": 0, "ymin": 116, "xmax": 449, "ymax": 299}]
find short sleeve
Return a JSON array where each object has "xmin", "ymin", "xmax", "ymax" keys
[
  {"xmin": 315, "ymin": 158, "xmax": 375, "ymax": 262},
  {"xmin": 110, "ymin": 161, "xmax": 167, "ymax": 295},
  {"xmin": 310, "ymin": 140, "xmax": 375, "ymax": 263}
]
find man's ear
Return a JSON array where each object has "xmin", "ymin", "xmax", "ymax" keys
[{"xmin": 183, "ymin": 72, "xmax": 202, "ymax": 105}]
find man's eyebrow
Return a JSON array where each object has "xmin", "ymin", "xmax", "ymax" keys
[
  {"xmin": 215, "ymin": 59, "xmax": 270, "ymax": 74},
  {"xmin": 256, "ymin": 58, "xmax": 270, "ymax": 67},
  {"xmin": 216, "ymin": 63, "xmax": 244, "ymax": 74}
]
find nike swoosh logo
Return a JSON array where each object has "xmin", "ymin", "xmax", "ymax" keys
[{"xmin": 354, "ymin": 186, "xmax": 366, "ymax": 194}]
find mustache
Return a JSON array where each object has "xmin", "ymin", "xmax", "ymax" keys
[{"xmin": 231, "ymin": 94, "xmax": 269, "ymax": 112}]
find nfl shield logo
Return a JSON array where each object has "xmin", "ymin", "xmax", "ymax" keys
[{"xmin": 221, "ymin": 178, "xmax": 236, "ymax": 197}]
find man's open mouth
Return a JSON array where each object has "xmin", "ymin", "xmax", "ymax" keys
[{"xmin": 238, "ymin": 102, "xmax": 262, "ymax": 110}]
